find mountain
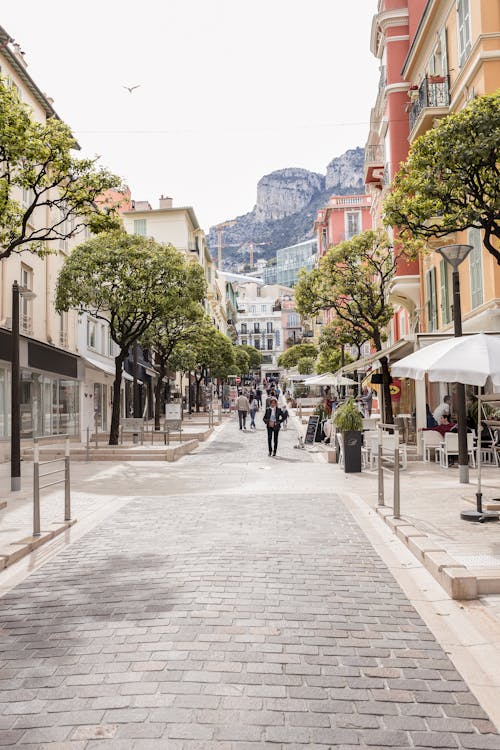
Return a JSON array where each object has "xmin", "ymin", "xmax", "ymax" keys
[{"xmin": 207, "ymin": 147, "xmax": 365, "ymax": 269}]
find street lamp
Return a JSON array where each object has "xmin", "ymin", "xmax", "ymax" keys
[
  {"xmin": 435, "ymin": 244, "xmax": 472, "ymax": 485},
  {"xmin": 11, "ymin": 280, "xmax": 36, "ymax": 491}
]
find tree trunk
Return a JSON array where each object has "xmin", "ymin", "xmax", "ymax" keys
[
  {"xmin": 154, "ymin": 364, "xmax": 166, "ymax": 431},
  {"xmin": 195, "ymin": 374, "xmax": 202, "ymax": 412},
  {"xmin": 380, "ymin": 355, "xmax": 394, "ymax": 425},
  {"xmin": 110, "ymin": 353, "xmax": 125, "ymax": 445}
]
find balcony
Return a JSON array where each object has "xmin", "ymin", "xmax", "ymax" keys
[
  {"xmin": 364, "ymin": 144, "xmax": 386, "ymax": 187},
  {"xmin": 409, "ymin": 76, "xmax": 450, "ymax": 140},
  {"xmin": 20, "ymin": 315, "xmax": 33, "ymax": 335}
]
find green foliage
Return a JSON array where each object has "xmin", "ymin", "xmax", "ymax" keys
[
  {"xmin": 316, "ymin": 320, "xmax": 356, "ymax": 374},
  {"xmin": 238, "ymin": 344, "xmax": 263, "ymax": 370},
  {"xmin": 0, "ymin": 76, "xmax": 123, "ymax": 260},
  {"xmin": 383, "ymin": 92, "xmax": 500, "ymax": 263},
  {"xmin": 333, "ymin": 398, "xmax": 363, "ymax": 432},
  {"xmin": 234, "ymin": 346, "xmax": 251, "ymax": 375},
  {"xmin": 297, "ymin": 356, "xmax": 315, "ymax": 375},
  {"xmin": 277, "ymin": 342, "xmax": 318, "ymax": 369}
]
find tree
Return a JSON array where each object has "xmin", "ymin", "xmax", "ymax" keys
[
  {"xmin": 190, "ymin": 325, "xmax": 236, "ymax": 410},
  {"xmin": 297, "ymin": 356, "xmax": 315, "ymax": 375},
  {"xmin": 238, "ymin": 344, "xmax": 263, "ymax": 371},
  {"xmin": 141, "ymin": 263, "xmax": 206, "ymax": 429},
  {"xmin": 56, "ymin": 231, "xmax": 189, "ymax": 444},
  {"xmin": 316, "ymin": 322, "xmax": 355, "ymax": 374},
  {"xmin": 0, "ymin": 77, "xmax": 123, "ymax": 261},
  {"xmin": 277, "ymin": 343, "xmax": 318, "ymax": 369},
  {"xmin": 234, "ymin": 347, "xmax": 251, "ymax": 376},
  {"xmin": 295, "ymin": 230, "xmax": 398, "ymax": 424},
  {"xmin": 384, "ymin": 92, "xmax": 500, "ymax": 263}
]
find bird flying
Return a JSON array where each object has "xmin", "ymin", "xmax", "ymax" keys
[{"xmin": 123, "ymin": 85, "xmax": 141, "ymax": 93}]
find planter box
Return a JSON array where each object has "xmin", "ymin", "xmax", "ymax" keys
[{"xmin": 343, "ymin": 430, "xmax": 362, "ymax": 473}]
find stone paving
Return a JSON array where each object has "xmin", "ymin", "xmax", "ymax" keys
[{"xmin": 0, "ymin": 418, "xmax": 499, "ymax": 747}]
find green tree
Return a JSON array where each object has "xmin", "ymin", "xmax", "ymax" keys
[
  {"xmin": 238, "ymin": 344, "xmax": 263, "ymax": 371},
  {"xmin": 384, "ymin": 92, "xmax": 500, "ymax": 263},
  {"xmin": 141, "ymin": 263, "xmax": 206, "ymax": 429},
  {"xmin": 190, "ymin": 325, "xmax": 236, "ymax": 411},
  {"xmin": 56, "ymin": 231, "xmax": 188, "ymax": 444},
  {"xmin": 234, "ymin": 346, "xmax": 251, "ymax": 375},
  {"xmin": 277, "ymin": 343, "xmax": 318, "ymax": 369},
  {"xmin": 297, "ymin": 356, "xmax": 315, "ymax": 375},
  {"xmin": 0, "ymin": 77, "xmax": 122, "ymax": 261},
  {"xmin": 295, "ymin": 230, "xmax": 397, "ymax": 424}
]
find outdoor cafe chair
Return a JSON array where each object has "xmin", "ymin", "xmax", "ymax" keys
[
  {"xmin": 421, "ymin": 430, "xmax": 442, "ymax": 462},
  {"xmin": 436, "ymin": 432, "xmax": 475, "ymax": 469}
]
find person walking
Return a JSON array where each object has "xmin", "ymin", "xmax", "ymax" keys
[
  {"xmin": 236, "ymin": 391, "xmax": 250, "ymax": 430},
  {"xmin": 263, "ymin": 396, "xmax": 285, "ymax": 456},
  {"xmin": 256, "ymin": 386, "xmax": 263, "ymax": 408},
  {"xmin": 249, "ymin": 393, "xmax": 259, "ymax": 430}
]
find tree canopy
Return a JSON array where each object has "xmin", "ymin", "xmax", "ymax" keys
[
  {"xmin": 277, "ymin": 342, "xmax": 318, "ymax": 369},
  {"xmin": 0, "ymin": 77, "xmax": 123, "ymax": 260},
  {"xmin": 297, "ymin": 356, "xmax": 315, "ymax": 375},
  {"xmin": 237, "ymin": 344, "xmax": 263, "ymax": 371},
  {"xmin": 234, "ymin": 346, "xmax": 251, "ymax": 375},
  {"xmin": 56, "ymin": 231, "xmax": 189, "ymax": 443},
  {"xmin": 295, "ymin": 230, "xmax": 397, "ymax": 423},
  {"xmin": 383, "ymin": 92, "xmax": 500, "ymax": 263}
]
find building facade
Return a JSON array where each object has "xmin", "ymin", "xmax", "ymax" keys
[{"xmin": 276, "ymin": 240, "xmax": 317, "ymax": 287}]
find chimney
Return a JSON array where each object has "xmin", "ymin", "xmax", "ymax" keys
[
  {"xmin": 12, "ymin": 44, "xmax": 28, "ymax": 68},
  {"xmin": 159, "ymin": 195, "xmax": 173, "ymax": 209}
]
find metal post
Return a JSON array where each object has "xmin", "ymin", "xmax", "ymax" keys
[
  {"xmin": 393, "ymin": 445, "xmax": 400, "ymax": 519},
  {"xmin": 64, "ymin": 438, "xmax": 71, "ymax": 522},
  {"xmin": 11, "ymin": 281, "xmax": 21, "ymax": 492},
  {"xmin": 33, "ymin": 439, "xmax": 40, "ymax": 537},
  {"xmin": 452, "ymin": 269, "xmax": 469, "ymax": 484},
  {"xmin": 377, "ymin": 443, "xmax": 384, "ymax": 506}
]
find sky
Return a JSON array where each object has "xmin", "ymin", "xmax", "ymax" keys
[{"xmin": 2, "ymin": 1, "xmax": 380, "ymax": 232}]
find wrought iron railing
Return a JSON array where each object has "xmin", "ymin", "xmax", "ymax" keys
[
  {"xmin": 409, "ymin": 76, "xmax": 450, "ymax": 132},
  {"xmin": 364, "ymin": 144, "xmax": 385, "ymax": 166}
]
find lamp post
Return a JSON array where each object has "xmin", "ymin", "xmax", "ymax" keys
[
  {"xmin": 436, "ymin": 244, "xmax": 472, "ymax": 485},
  {"xmin": 11, "ymin": 281, "xmax": 36, "ymax": 491}
]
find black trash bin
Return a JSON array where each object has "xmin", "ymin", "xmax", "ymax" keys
[{"xmin": 343, "ymin": 430, "xmax": 362, "ymax": 473}]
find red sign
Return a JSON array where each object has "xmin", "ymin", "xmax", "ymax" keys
[{"xmin": 235, "ymin": 377, "xmax": 241, "ymax": 384}]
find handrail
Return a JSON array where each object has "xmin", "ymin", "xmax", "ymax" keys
[{"xmin": 33, "ymin": 437, "xmax": 71, "ymax": 537}]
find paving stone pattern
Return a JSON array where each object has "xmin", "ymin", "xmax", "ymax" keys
[{"xmin": 0, "ymin": 471, "xmax": 499, "ymax": 746}]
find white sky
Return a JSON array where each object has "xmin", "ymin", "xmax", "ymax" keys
[{"xmin": 2, "ymin": 1, "xmax": 380, "ymax": 231}]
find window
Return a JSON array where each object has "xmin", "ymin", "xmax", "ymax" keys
[
  {"xmin": 240, "ymin": 323, "xmax": 247, "ymax": 334},
  {"xmin": 457, "ymin": 0, "xmax": 471, "ymax": 67},
  {"xmin": 20, "ymin": 265, "xmax": 33, "ymax": 334},
  {"xmin": 254, "ymin": 323, "xmax": 260, "ymax": 333},
  {"xmin": 59, "ymin": 313, "xmax": 68, "ymax": 347},
  {"xmin": 133, "ymin": 219, "xmax": 147, "ymax": 236},
  {"xmin": 267, "ymin": 338, "xmax": 273, "ymax": 350},
  {"xmin": 287, "ymin": 313, "xmax": 300, "ymax": 327},
  {"xmin": 266, "ymin": 322, "xmax": 273, "ymax": 333},
  {"xmin": 469, "ymin": 228, "xmax": 483, "ymax": 309},
  {"xmin": 426, "ymin": 268, "xmax": 438, "ymax": 331},
  {"xmin": 87, "ymin": 319, "xmax": 97, "ymax": 349},
  {"xmin": 241, "ymin": 338, "xmax": 247, "ymax": 346},
  {"xmin": 261, "ymin": 304, "xmax": 267, "ymax": 312},
  {"xmin": 249, "ymin": 305, "xmax": 256, "ymax": 313},
  {"xmin": 439, "ymin": 258, "xmax": 452, "ymax": 325},
  {"xmin": 345, "ymin": 211, "xmax": 361, "ymax": 239},
  {"xmin": 254, "ymin": 338, "xmax": 260, "ymax": 350}
]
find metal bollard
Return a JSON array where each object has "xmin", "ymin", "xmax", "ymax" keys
[
  {"xmin": 64, "ymin": 438, "xmax": 71, "ymax": 522},
  {"xmin": 393, "ymin": 446, "xmax": 400, "ymax": 519},
  {"xmin": 377, "ymin": 443, "xmax": 384, "ymax": 506},
  {"xmin": 33, "ymin": 439, "xmax": 41, "ymax": 537}
]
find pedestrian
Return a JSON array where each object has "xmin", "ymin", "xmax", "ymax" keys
[
  {"xmin": 265, "ymin": 389, "xmax": 277, "ymax": 408},
  {"xmin": 360, "ymin": 387, "xmax": 373, "ymax": 417},
  {"xmin": 281, "ymin": 404, "xmax": 289, "ymax": 430},
  {"xmin": 433, "ymin": 395, "xmax": 451, "ymax": 424},
  {"xmin": 236, "ymin": 391, "xmax": 250, "ymax": 430},
  {"xmin": 249, "ymin": 393, "xmax": 259, "ymax": 429},
  {"xmin": 256, "ymin": 386, "xmax": 262, "ymax": 407},
  {"xmin": 263, "ymin": 396, "xmax": 285, "ymax": 456}
]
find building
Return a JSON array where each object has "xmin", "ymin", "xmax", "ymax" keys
[
  {"xmin": 233, "ymin": 280, "xmax": 295, "ymax": 368},
  {"xmin": 276, "ymin": 240, "xmax": 317, "ymax": 287},
  {"xmin": 0, "ymin": 27, "xmax": 83, "ymax": 456}
]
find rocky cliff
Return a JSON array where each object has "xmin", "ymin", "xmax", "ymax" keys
[{"xmin": 207, "ymin": 147, "xmax": 364, "ymax": 269}]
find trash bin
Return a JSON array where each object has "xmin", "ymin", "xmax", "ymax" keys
[{"xmin": 343, "ymin": 430, "xmax": 362, "ymax": 473}]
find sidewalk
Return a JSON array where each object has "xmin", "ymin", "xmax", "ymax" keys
[{"xmin": 291, "ymin": 407, "xmax": 500, "ymax": 602}]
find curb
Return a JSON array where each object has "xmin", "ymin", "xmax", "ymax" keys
[
  {"xmin": 374, "ymin": 505, "xmax": 500, "ymax": 599},
  {"xmin": 0, "ymin": 519, "xmax": 77, "ymax": 571}
]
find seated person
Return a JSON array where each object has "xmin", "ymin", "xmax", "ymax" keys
[{"xmin": 424, "ymin": 414, "xmax": 456, "ymax": 437}]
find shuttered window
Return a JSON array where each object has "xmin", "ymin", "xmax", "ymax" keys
[
  {"xmin": 440, "ymin": 259, "xmax": 451, "ymax": 325},
  {"xmin": 426, "ymin": 268, "xmax": 438, "ymax": 331},
  {"xmin": 457, "ymin": 0, "xmax": 471, "ymax": 67},
  {"xmin": 469, "ymin": 228, "xmax": 483, "ymax": 309}
]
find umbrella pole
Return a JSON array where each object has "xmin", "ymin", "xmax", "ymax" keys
[{"xmin": 461, "ymin": 390, "xmax": 498, "ymax": 523}]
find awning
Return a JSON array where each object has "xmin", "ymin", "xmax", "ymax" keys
[
  {"xmin": 83, "ymin": 355, "xmax": 134, "ymax": 382},
  {"xmin": 340, "ymin": 336, "xmax": 417, "ymax": 375}
]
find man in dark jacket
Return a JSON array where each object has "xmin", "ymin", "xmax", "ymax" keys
[{"xmin": 263, "ymin": 396, "xmax": 285, "ymax": 456}]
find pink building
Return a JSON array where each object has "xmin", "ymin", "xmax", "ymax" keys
[
  {"xmin": 314, "ymin": 194, "xmax": 373, "ymax": 260},
  {"xmin": 280, "ymin": 295, "xmax": 302, "ymax": 350}
]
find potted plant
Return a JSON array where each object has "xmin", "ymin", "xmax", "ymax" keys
[{"xmin": 333, "ymin": 398, "xmax": 363, "ymax": 472}]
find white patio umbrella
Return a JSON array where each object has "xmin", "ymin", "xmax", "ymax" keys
[
  {"xmin": 304, "ymin": 372, "xmax": 356, "ymax": 387},
  {"xmin": 391, "ymin": 332, "xmax": 500, "ymax": 523},
  {"xmin": 391, "ymin": 332, "xmax": 500, "ymax": 386}
]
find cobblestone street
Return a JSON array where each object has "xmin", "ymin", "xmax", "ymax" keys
[{"xmin": 1, "ymin": 418, "xmax": 499, "ymax": 748}]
